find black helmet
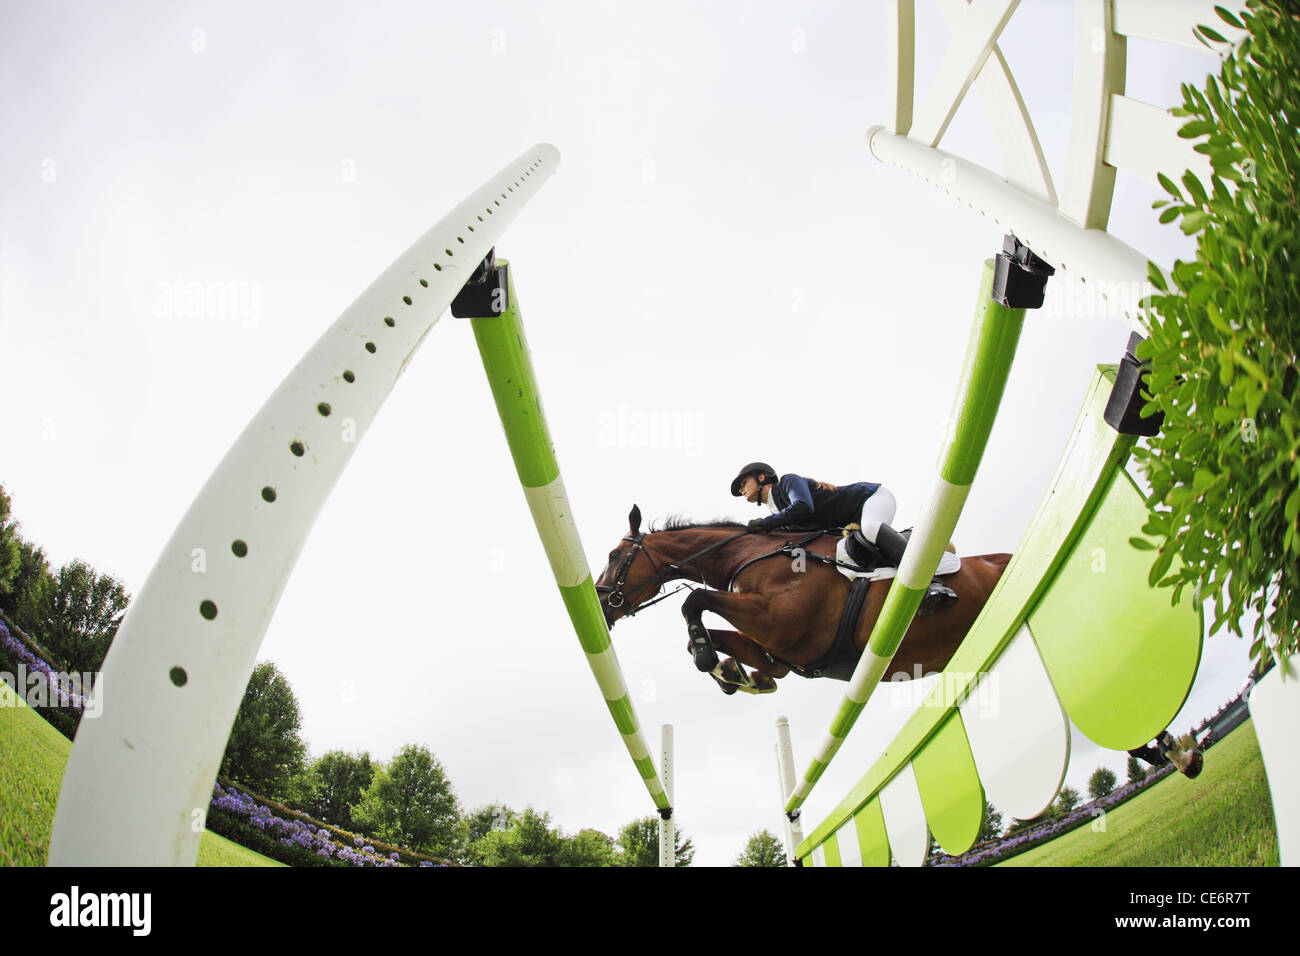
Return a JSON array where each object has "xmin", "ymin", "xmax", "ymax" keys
[{"xmin": 730, "ymin": 462, "xmax": 776, "ymax": 496}]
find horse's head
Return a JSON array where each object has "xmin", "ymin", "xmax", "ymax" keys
[{"xmin": 595, "ymin": 504, "xmax": 664, "ymax": 628}]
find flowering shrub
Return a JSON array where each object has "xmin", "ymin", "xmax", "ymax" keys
[
  {"xmin": 0, "ymin": 617, "xmax": 86, "ymax": 739},
  {"xmin": 207, "ymin": 780, "xmax": 452, "ymax": 867}
]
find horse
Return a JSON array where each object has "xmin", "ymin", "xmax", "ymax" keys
[{"xmin": 595, "ymin": 505, "xmax": 1012, "ymax": 695}]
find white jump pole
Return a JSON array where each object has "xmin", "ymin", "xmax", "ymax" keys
[
  {"xmin": 775, "ymin": 716, "xmax": 804, "ymax": 865},
  {"xmin": 659, "ymin": 724, "xmax": 675, "ymax": 867}
]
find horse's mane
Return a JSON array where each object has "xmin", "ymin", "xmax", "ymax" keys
[{"xmin": 649, "ymin": 513, "xmax": 746, "ymax": 532}]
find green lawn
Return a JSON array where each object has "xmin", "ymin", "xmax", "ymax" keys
[
  {"xmin": 0, "ymin": 680, "xmax": 281, "ymax": 866},
  {"xmin": 1000, "ymin": 719, "xmax": 1277, "ymax": 866}
]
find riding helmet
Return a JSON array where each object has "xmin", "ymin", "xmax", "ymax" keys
[{"xmin": 730, "ymin": 462, "xmax": 777, "ymax": 496}]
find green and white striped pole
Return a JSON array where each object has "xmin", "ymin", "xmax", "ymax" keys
[
  {"xmin": 784, "ymin": 255, "xmax": 1032, "ymax": 815},
  {"xmin": 462, "ymin": 259, "xmax": 672, "ymax": 816}
]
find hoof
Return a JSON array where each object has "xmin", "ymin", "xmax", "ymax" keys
[
  {"xmin": 716, "ymin": 658, "xmax": 748, "ymax": 685},
  {"xmin": 752, "ymin": 674, "xmax": 778, "ymax": 694},
  {"xmin": 713, "ymin": 659, "xmax": 778, "ymax": 695},
  {"xmin": 711, "ymin": 675, "xmax": 739, "ymax": 695}
]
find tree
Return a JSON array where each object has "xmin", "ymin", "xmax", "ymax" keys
[
  {"xmin": 21, "ymin": 559, "xmax": 128, "ymax": 674},
  {"xmin": 978, "ymin": 802, "xmax": 1005, "ymax": 842},
  {"xmin": 1053, "ymin": 786, "xmax": 1080, "ymax": 816},
  {"xmin": 1127, "ymin": 755, "xmax": 1149, "ymax": 784},
  {"xmin": 466, "ymin": 807, "xmax": 561, "ymax": 867},
  {"xmin": 219, "ymin": 660, "xmax": 308, "ymax": 800},
  {"xmin": 305, "ymin": 750, "xmax": 374, "ymax": 830},
  {"xmin": 0, "ymin": 486, "xmax": 22, "ymax": 600},
  {"xmin": 735, "ymin": 830, "xmax": 787, "ymax": 867},
  {"xmin": 1132, "ymin": 1, "xmax": 1300, "ymax": 669},
  {"xmin": 616, "ymin": 816, "xmax": 694, "ymax": 867},
  {"xmin": 4, "ymin": 540, "xmax": 52, "ymax": 636},
  {"xmin": 559, "ymin": 828, "xmax": 620, "ymax": 867},
  {"xmin": 465, "ymin": 803, "xmax": 517, "ymax": 844},
  {"xmin": 351, "ymin": 744, "xmax": 461, "ymax": 857},
  {"xmin": 1088, "ymin": 767, "xmax": 1118, "ymax": 800}
]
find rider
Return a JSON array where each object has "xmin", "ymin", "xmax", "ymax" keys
[{"xmin": 729, "ymin": 461, "xmax": 958, "ymax": 610}]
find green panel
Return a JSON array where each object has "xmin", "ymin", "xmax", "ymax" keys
[
  {"xmin": 799, "ymin": 366, "xmax": 1136, "ymax": 852},
  {"xmin": 559, "ymin": 579, "xmax": 611, "ymax": 656},
  {"xmin": 468, "ymin": 264, "xmax": 560, "ymax": 489},
  {"xmin": 1029, "ymin": 467, "xmax": 1203, "ymax": 750},
  {"xmin": 854, "ymin": 799, "xmax": 890, "ymax": 867},
  {"xmin": 912, "ymin": 715, "xmax": 984, "ymax": 855},
  {"xmin": 823, "ymin": 831, "xmax": 842, "ymax": 868}
]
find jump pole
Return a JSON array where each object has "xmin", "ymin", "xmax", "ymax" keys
[
  {"xmin": 784, "ymin": 242, "xmax": 1051, "ymax": 816},
  {"xmin": 456, "ymin": 254, "xmax": 673, "ymax": 820},
  {"xmin": 659, "ymin": 724, "xmax": 675, "ymax": 867},
  {"xmin": 775, "ymin": 716, "xmax": 804, "ymax": 865}
]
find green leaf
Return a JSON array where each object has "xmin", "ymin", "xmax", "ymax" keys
[
  {"xmin": 1157, "ymin": 172, "xmax": 1184, "ymax": 200},
  {"xmin": 1129, "ymin": 536, "xmax": 1157, "ymax": 551},
  {"xmin": 1183, "ymin": 170, "xmax": 1209, "ymax": 206},
  {"xmin": 1178, "ymin": 119, "xmax": 1217, "ymax": 139},
  {"xmin": 1159, "ymin": 205, "xmax": 1183, "ymax": 224},
  {"xmin": 1197, "ymin": 24, "xmax": 1228, "ymax": 44},
  {"xmin": 1146, "ymin": 261, "xmax": 1169, "ymax": 292},
  {"xmin": 1181, "ymin": 209, "xmax": 1209, "ymax": 234},
  {"xmin": 1215, "ymin": 6, "xmax": 1244, "ymax": 29}
]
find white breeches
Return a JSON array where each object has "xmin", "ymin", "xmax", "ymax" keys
[{"xmin": 858, "ymin": 486, "xmax": 897, "ymax": 543}]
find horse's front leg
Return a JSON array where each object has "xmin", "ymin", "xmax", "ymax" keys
[
  {"xmin": 707, "ymin": 629, "xmax": 788, "ymax": 695},
  {"xmin": 681, "ymin": 588, "xmax": 779, "ymax": 673}
]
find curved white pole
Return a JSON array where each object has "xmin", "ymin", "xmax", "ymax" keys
[{"xmin": 49, "ymin": 145, "xmax": 560, "ymax": 866}]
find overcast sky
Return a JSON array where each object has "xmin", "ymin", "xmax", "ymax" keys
[{"xmin": 1, "ymin": 0, "xmax": 1254, "ymax": 867}]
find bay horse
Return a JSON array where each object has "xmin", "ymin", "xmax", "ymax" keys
[{"xmin": 595, "ymin": 505, "xmax": 1011, "ymax": 695}]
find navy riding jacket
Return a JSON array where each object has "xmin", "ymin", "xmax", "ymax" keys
[{"xmin": 757, "ymin": 474, "xmax": 881, "ymax": 532}]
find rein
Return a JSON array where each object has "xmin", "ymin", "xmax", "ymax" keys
[
  {"xmin": 596, "ymin": 530, "xmax": 750, "ymax": 617},
  {"xmin": 597, "ymin": 528, "xmax": 840, "ymax": 618}
]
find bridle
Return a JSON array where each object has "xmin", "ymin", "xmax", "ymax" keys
[{"xmin": 595, "ymin": 529, "xmax": 750, "ymax": 618}]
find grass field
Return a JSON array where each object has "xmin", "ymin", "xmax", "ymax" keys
[
  {"xmin": 2, "ymin": 676, "xmax": 1278, "ymax": 867},
  {"xmin": 0, "ymin": 680, "xmax": 281, "ymax": 867},
  {"xmin": 1000, "ymin": 719, "xmax": 1278, "ymax": 867}
]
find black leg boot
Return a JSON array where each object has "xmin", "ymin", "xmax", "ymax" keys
[{"xmin": 873, "ymin": 524, "xmax": 958, "ymax": 614}]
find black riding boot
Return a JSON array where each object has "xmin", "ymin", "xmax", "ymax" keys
[{"xmin": 867, "ymin": 524, "xmax": 958, "ymax": 613}]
